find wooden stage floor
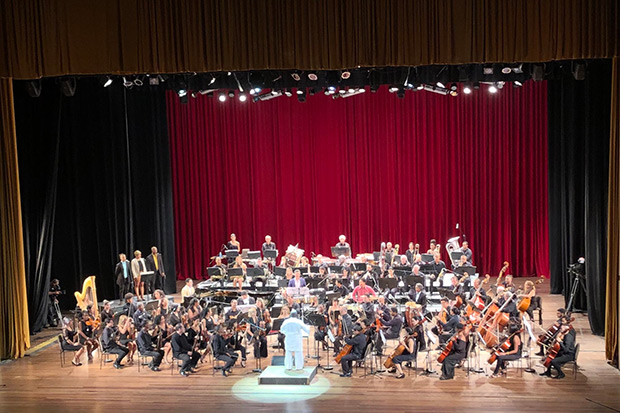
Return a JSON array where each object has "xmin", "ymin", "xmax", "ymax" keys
[{"xmin": 1, "ymin": 279, "xmax": 620, "ymax": 412}]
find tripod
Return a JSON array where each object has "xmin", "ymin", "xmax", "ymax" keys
[{"xmin": 566, "ymin": 266, "xmax": 587, "ymax": 313}]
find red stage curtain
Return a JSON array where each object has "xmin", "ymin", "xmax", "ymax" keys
[{"xmin": 167, "ymin": 83, "xmax": 549, "ymax": 280}]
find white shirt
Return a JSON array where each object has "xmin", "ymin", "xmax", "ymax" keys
[
  {"xmin": 181, "ymin": 285, "xmax": 195, "ymax": 298},
  {"xmin": 280, "ymin": 317, "xmax": 310, "ymax": 352}
]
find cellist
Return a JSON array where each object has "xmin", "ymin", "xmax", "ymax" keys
[
  {"xmin": 339, "ymin": 324, "xmax": 366, "ymax": 377},
  {"xmin": 539, "ymin": 324, "xmax": 576, "ymax": 379},
  {"xmin": 439, "ymin": 323, "xmax": 468, "ymax": 380},
  {"xmin": 387, "ymin": 327, "xmax": 416, "ymax": 379},
  {"xmin": 490, "ymin": 323, "xmax": 522, "ymax": 377}
]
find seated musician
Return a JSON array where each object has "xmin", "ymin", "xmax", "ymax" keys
[
  {"xmin": 313, "ymin": 304, "xmax": 330, "ymax": 349},
  {"xmin": 61, "ymin": 317, "xmax": 86, "ymax": 366},
  {"xmin": 398, "ymin": 255, "xmax": 411, "ymax": 267},
  {"xmin": 226, "ymin": 233, "xmax": 240, "ymax": 251},
  {"xmin": 239, "ymin": 291, "xmax": 255, "ymax": 305},
  {"xmin": 439, "ymin": 323, "xmax": 468, "ymax": 380},
  {"xmin": 502, "ymin": 274, "xmax": 516, "ymax": 292},
  {"xmin": 232, "ymin": 255, "xmax": 247, "ymax": 290},
  {"xmin": 490, "ymin": 323, "xmax": 522, "ymax": 377},
  {"xmin": 450, "ymin": 275, "xmax": 465, "ymax": 299},
  {"xmin": 361, "ymin": 295, "xmax": 375, "ymax": 321},
  {"xmin": 181, "ymin": 278, "xmax": 195, "ymax": 301},
  {"xmin": 286, "ymin": 295, "xmax": 301, "ymax": 312},
  {"xmin": 133, "ymin": 302, "xmax": 150, "ymax": 330},
  {"xmin": 435, "ymin": 307, "xmax": 461, "ymax": 346},
  {"xmin": 411, "ymin": 264, "xmax": 424, "ymax": 277},
  {"xmin": 153, "ymin": 314, "xmax": 173, "ymax": 362},
  {"xmin": 412, "ymin": 254, "xmax": 424, "ymax": 267},
  {"xmin": 408, "ymin": 283, "xmax": 427, "ymax": 309},
  {"xmin": 262, "ymin": 235, "xmax": 276, "ymax": 254},
  {"xmin": 405, "ymin": 242, "xmax": 417, "ymax": 265},
  {"xmin": 469, "ymin": 277, "xmax": 487, "ymax": 299},
  {"xmin": 352, "ymin": 279, "xmax": 376, "ymax": 303},
  {"xmin": 78, "ymin": 310, "xmax": 99, "ymax": 361},
  {"xmin": 360, "ymin": 263, "xmax": 376, "ymax": 282},
  {"xmin": 339, "ymin": 324, "xmax": 367, "ymax": 377},
  {"xmin": 202, "ymin": 307, "xmax": 219, "ymax": 332},
  {"xmin": 388, "ymin": 327, "xmax": 417, "ymax": 379},
  {"xmin": 157, "ymin": 295, "xmax": 171, "ymax": 317},
  {"xmin": 427, "ymin": 239, "xmax": 438, "ymax": 254},
  {"xmin": 333, "ymin": 279, "xmax": 349, "ymax": 297},
  {"xmin": 540, "ymin": 324, "xmax": 576, "ymax": 379},
  {"xmin": 117, "ymin": 315, "xmax": 137, "ymax": 364},
  {"xmin": 171, "ymin": 323, "xmax": 200, "ymax": 376},
  {"xmin": 493, "ymin": 290, "xmax": 519, "ymax": 329},
  {"xmin": 123, "ymin": 293, "xmax": 138, "ymax": 318},
  {"xmin": 100, "ymin": 300, "xmax": 114, "ymax": 326},
  {"xmin": 376, "ymin": 296, "xmax": 392, "ymax": 322},
  {"xmin": 430, "ymin": 252, "xmax": 446, "ymax": 273},
  {"xmin": 101, "ymin": 318, "xmax": 129, "ymax": 369},
  {"xmin": 384, "ymin": 242, "xmax": 395, "ymax": 264},
  {"xmin": 536, "ymin": 308, "xmax": 568, "ymax": 356},
  {"xmin": 520, "ymin": 280, "xmax": 539, "ymax": 321},
  {"xmin": 137, "ymin": 321, "xmax": 163, "ymax": 371},
  {"xmin": 288, "ymin": 270, "xmax": 307, "ymax": 288},
  {"xmin": 452, "ymin": 254, "xmax": 471, "ymax": 270},
  {"xmin": 168, "ymin": 305, "xmax": 184, "ymax": 328},
  {"xmin": 225, "ymin": 300, "xmax": 241, "ymax": 327},
  {"xmin": 376, "ymin": 307, "xmax": 403, "ymax": 355},
  {"xmin": 214, "ymin": 256, "xmax": 227, "ymax": 274},
  {"xmin": 460, "ymin": 241, "xmax": 473, "ymax": 262},
  {"xmin": 335, "ymin": 234, "xmax": 351, "ymax": 256},
  {"xmin": 382, "ymin": 268, "xmax": 399, "ymax": 299},
  {"xmin": 212, "ymin": 326, "xmax": 238, "ymax": 376}
]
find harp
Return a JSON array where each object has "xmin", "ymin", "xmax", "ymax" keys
[{"xmin": 74, "ymin": 276, "xmax": 99, "ymax": 318}]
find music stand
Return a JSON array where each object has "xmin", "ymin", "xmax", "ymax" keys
[
  {"xmin": 394, "ymin": 269, "xmax": 412, "ymax": 279},
  {"xmin": 350, "ymin": 263, "xmax": 366, "ymax": 272},
  {"xmin": 331, "ymin": 246, "xmax": 350, "ymax": 258},
  {"xmin": 450, "ymin": 251, "xmax": 464, "ymax": 262},
  {"xmin": 405, "ymin": 275, "xmax": 425, "ymax": 287},
  {"xmin": 228, "ymin": 267, "xmax": 244, "ymax": 279},
  {"xmin": 306, "ymin": 314, "xmax": 326, "ymax": 363},
  {"xmin": 437, "ymin": 289, "xmax": 456, "ymax": 301},
  {"xmin": 326, "ymin": 292, "xmax": 340, "ymax": 304},
  {"xmin": 328, "ymin": 265, "xmax": 343, "ymax": 274},
  {"xmin": 293, "ymin": 266, "xmax": 309, "ymax": 274},
  {"xmin": 454, "ymin": 266, "xmax": 476, "ymax": 276},
  {"xmin": 246, "ymin": 267, "xmax": 265, "ymax": 277},
  {"xmin": 263, "ymin": 249, "xmax": 278, "ymax": 260},
  {"xmin": 225, "ymin": 249, "xmax": 239, "ymax": 259},
  {"xmin": 277, "ymin": 279, "xmax": 289, "ymax": 288},
  {"xmin": 307, "ymin": 278, "xmax": 322, "ymax": 290},
  {"xmin": 273, "ymin": 266, "xmax": 286, "ymax": 278},
  {"xmin": 270, "ymin": 306, "xmax": 283, "ymax": 319},
  {"xmin": 272, "ymin": 317, "xmax": 285, "ymax": 331},
  {"xmin": 421, "ymin": 254, "xmax": 434, "ymax": 263},
  {"xmin": 140, "ymin": 271, "xmax": 155, "ymax": 299},
  {"xmin": 377, "ymin": 278, "xmax": 398, "ymax": 292},
  {"xmin": 309, "ymin": 266, "xmax": 321, "ymax": 273}
]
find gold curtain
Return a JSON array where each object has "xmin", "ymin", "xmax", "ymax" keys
[
  {"xmin": 0, "ymin": 77, "xmax": 30, "ymax": 359},
  {"xmin": 606, "ymin": 57, "xmax": 620, "ymax": 367},
  {"xmin": 0, "ymin": 0, "xmax": 618, "ymax": 79}
]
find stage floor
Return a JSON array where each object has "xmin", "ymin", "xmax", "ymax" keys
[{"xmin": 1, "ymin": 279, "xmax": 620, "ymax": 412}]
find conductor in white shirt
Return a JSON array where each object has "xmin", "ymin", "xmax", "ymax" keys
[{"xmin": 280, "ymin": 310, "xmax": 310, "ymax": 370}]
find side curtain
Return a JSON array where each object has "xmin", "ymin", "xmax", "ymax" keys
[
  {"xmin": 605, "ymin": 57, "xmax": 620, "ymax": 366},
  {"xmin": 14, "ymin": 78, "xmax": 176, "ymax": 322},
  {"xmin": 0, "ymin": 78, "xmax": 30, "ymax": 358},
  {"xmin": 547, "ymin": 60, "xmax": 612, "ymax": 334}
]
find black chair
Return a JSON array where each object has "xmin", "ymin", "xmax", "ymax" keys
[
  {"xmin": 57, "ymin": 335, "xmax": 68, "ymax": 367},
  {"xmin": 98, "ymin": 338, "xmax": 113, "ymax": 369}
]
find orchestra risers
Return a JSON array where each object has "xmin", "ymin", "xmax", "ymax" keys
[{"xmin": 258, "ymin": 366, "xmax": 318, "ymax": 385}]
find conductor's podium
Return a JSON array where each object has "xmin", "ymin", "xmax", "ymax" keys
[{"xmin": 258, "ymin": 366, "xmax": 318, "ymax": 385}]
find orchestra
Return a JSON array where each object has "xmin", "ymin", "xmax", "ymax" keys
[{"xmin": 61, "ymin": 235, "xmax": 577, "ymax": 384}]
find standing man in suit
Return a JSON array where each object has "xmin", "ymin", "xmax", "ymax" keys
[
  {"xmin": 131, "ymin": 250, "xmax": 147, "ymax": 301},
  {"xmin": 146, "ymin": 246, "xmax": 166, "ymax": 294},
  {"xmin": 288, "ymin": 270, "xmax": 307, "ymax": 288},
  {"xmin": 115, "ymin": 253, "xmax": 133, "ymax": 300}
]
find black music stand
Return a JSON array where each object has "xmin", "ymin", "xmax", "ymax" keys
[
  {"xmin": 141, "ymin": 272, "xmax": 155, "ymax": 299},
  {"xmin": 331, "ymin": 246, "xmax": 350, "ymax": 258},
  {"xmin": 450, "ymin": 251, "xmax": 464, "ymax": 262},
  {"xmin": 421, "ymin": 254, "xmax": 434, "ymax": 263},
  {"xmin": 454, "ymin": 266, "xmax": 476, "ymax": 276},
  {"xmin": 350, "ymin": 263, "xmax": 366, "ymax": 272},
  {"xmin": 405, "ymin": 275, "xmax": 425, "ymax": 287},
  {"xmin": 277, "ymin": 279, "xmax": 289, "ymax": 288},
  {"xmin": 328, "ymin": 265, "xmax": 343, "ymax": 274},
  {"xmin": 225, "ymin": 249, "xmax": 239, "ymax": 267},
  {"xmin": 273, "ymin": 266, "xmax": 286, "ymax": 278},
  {"xmin": 306, "ymin": 278, "xmax": 322, "ymax": 290},
  {"xmin": 247, "ymin": 267, "xmax": 265, "ymax": 277},
  {"xmin": 306, "ymin": 314, "xmax": 326, "ymax": 363},
  {"xmin": 263, "ymin": 249, "xmax": 278, "ymax": 261},
  {"xmin": 325, "ymin": 291, "xmax": 340, "ymax": 304},
  {"xmin": 293, "ymin": 266, "xmax": 309, "ymax": 274},
  {"xmin": 207, "ymin": 267, "xmax": 225, "ymax": 286},
  {"xmin": 228, "ymin": 267, "xmax": 244, "ymax": 279},
  {"xmin": 247, "ymin": 251, "xmax": 261, "ymax": 260},
  {"xmin": 377, "ymin": 278, "xmax": 398, "ymax": 291},
  {"xmin": 270, "ymin": 306, "xmax": 283, "ymax": 319}
]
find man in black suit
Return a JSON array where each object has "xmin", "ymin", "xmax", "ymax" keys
[
  {"xmin": 408, "ymin": 283, "xmax": 427, "ymax": 310},
  {"xmin": 376, "ymin": 307, "xmax": 402, "ymax": 355},
  {"xmin": 146, "ymin": 246, "xmax": 166, "ymax": 293},
  {"xmin": 115, "ymin": 253, "xmax": 133, "ymax": 299},
  {"xmin": 339, "ymin": 324, "xmax": 367, "ymax": 377},
  {"xmin": 212, "ymin": 326, "xmax": 239, "ymax": 376},
  {"xmin": 171, "ymin": 323, "xmax": 200, "ymax": 376},
  {"xmin": 137, "ymin": 322, "xmax": 163, "ymax": 371},
  {"xmin": 101, "ymin": 318, "xmax": 129, "ymax": 369}
]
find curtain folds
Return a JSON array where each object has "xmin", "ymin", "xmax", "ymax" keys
[
  {"xmin": 0, "ymin": 78, "xmax": 30, "ymax": 359},
  {"xmin": 605, "ymin": 57, "xmax": 620, "ymax": 366},
  {"xmin": 167, "ymin": 83, "xmax": 549, "ymax": 281},
  {"xmin": 0, "ymin": 0, "xmax": 618, "ymax": 79}
]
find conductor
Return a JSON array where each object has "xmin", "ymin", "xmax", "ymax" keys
[{"xmin": 280, "ymin": 310, "xmax": 310, "ymax": 370}]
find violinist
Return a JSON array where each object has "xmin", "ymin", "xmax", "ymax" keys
[
  {"xmin": 439, "ymin": 323, "xmax": 468, "ymax": 380},
  {"xmin": 187, "ymin": 298, "xmax": 202, "ymax": 322},
  {"xmin": 61, "ymin": 317, "xmax": 86, "ymax": 366},
  {"xmin": 376, "ymin": 296, "xmax": 392, "ymax": 322},
  {"xmin": 213, "ymin": 326, "xmax": 238, "ymax": 376},
  {"xmin": 101, "ymin": 318, "xmax": 129, "ymax": 369},
  {"xmin": 246, "ymin": 308, "xmax": 268, "ymax": 359},
  {"xmin": 410, "ymin": 307, "xmax": 427, "ymax": 352},
  {"xmin": 376, "ymin": 307, "xmax": 402, "ymax": 356},
  {"xmin": 133, "ymin": 302, "xmax": 149, "ymax": 330},
  {"xmin": 539, "ymin": 324, "xmax": 576, "ymax": 379},
  {"xmin": 333, "ymin": 279, "xmax": 349, "ymax": 298},
  {"xmin": 168, "ymin": 304, "xmax": 184, "ymax": 328},
  {"xmin": 153, "ymin": 314, "xmax": 173, "ymax": 362},
  {"xmin": 255, "ymin": 298, "xmax": 267, "ymax": 318},
  {"xmin": 171, "ymin": 323, "xmax": 200, "ymax": 377},
  {"xmin": 314, "ymin": 304, "xmax": 330, "ymax": 349},
  {"xmin": 137, "ymin": 321, "xmax": 163, "ymax": 371},
  {"xmin": 117, "ymin": 315, "xmax": 137, "ymax": 364},
  {"xmin": 203, "ymin": 307, "xmax": 219, "ymax": 332},
  {"xmin": 226, "ymin": 326, "xmax": 247, "ymax": 368},
  {"xmin": 78, "ymin": 310, "xmax": 99, "ymax": 361},
  {"xmin": 339, "ymin": 324, "xmax": 366, "ymax": 377},
  {"xmin": 388, "ymin": 327, "xmax": 416, "ymax": 379},
  {"xmin": 490, "ymin": 324, "xmax": 522, "ymax": 378}
]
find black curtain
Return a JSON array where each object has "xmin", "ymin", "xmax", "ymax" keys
[
  {"xmin": 548, "ymin": 59, "xmax": 611, "ymax": 335},
  {"xmin": 14, "ymin": 78, "xmax": 176, "ymax": 333}
]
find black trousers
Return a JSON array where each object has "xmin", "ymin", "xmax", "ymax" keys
[
  {"xmin": 108, "ymin": 345, "xmax": 129, "ymax": 365},
  {"xmin": 493, "ymin": 353, "xmax": 520, "ymax": 374},
  {"xmin": 217, "ymin": 352, "xmax": 238, "ymax": 371},
  {"xmin": 253, "ymin": 336, "xmax": 268, "ymax": 358},
  {"xmin": 176, "ymin": 352, "xmax": 200, "ymax": 372},
  {"xmin": 141, "ymin": 349, "xmax": 164, "ymax": 367},
  {"xmin": 548, "ymin": 353, "xmax": 574, "ymax": 375},
  {"xmin": 441, "ymin": 354, "xmax": 463, "ymax": 379},
  {"xmin": 277, "ymin": 333, "xmax": 285, "ymax": 350},
  {"xmin": 341, "ymin": 353, "xmax": 359, "ymax": 374},
  {"xmin": 154, "ymin": 272, "xmax": 165, "ymax": 292}
]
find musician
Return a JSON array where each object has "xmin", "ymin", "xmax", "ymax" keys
[
  {"xmin": 202, "ymin": 307, "xmax": 219, "ymax": 332},
  {"xmin": 398, "ymin": 255, "xmax": 411, "ymax": 267},
  {"xmin": 133, "ymin": 302, "xmax": 149, "ymax": 330},
  {"xmin": 285, "ymin": 295, "xmax": 301, "ymax": 312},
  {"xmin": 46, "ymin": 278, "xmax": 62, "ymax": 328},
  {"xmin": 491, "ymin": 324, "xmax": 522, "ymax": 377},
  {"xmin": 435, "ymin": 307, "xmax": 461, "ymax": 346},
  {"xmin": 497, "ymin": 290, "xmax": 518, "ymax": 319},
  {"xmin": 535, "ymin": 308, "xmax": 570, "ymax": 356},
  {"xmin": 411, "ymin": 264, "xmax": 424, "ymax": 278},
  {"xmin": 460, "ymin": 241, "xmax": 472, "ymax": 262},
  {"xmin": 78, "ymin": 311, "xmax": 99, "ymax": 361},
  {"xmin": 410, "ymin": 308, "xmax": 427, "ymax": 351},
  {"xmin": 137, "ymin": 321, "xmax": 164, "ymax": 371},
  {"xmin": 235, "ymin": 291, "xmax": 254, "ymax": 306},
  {"xmin": 450, "ymin": 275, "xmax": 465, "ymax": 297},
  {"xmin": 157, "ymin": 295, "xmax": 171, "ymax": 317},
  {"xmin": 429, "ymin": 252, "xmax": 446, "ymax": 276},
  {"xmin": 408, "ymin": 283, "xmax": 427, "ymax": 309},
  {"xmin": 123, "ymin": 293, "xmax": 138, "ymax": 318},
  {"xmin": 131, "ymin": 250, "xmax": 147, "ymax": 301},
  {"xmin": 181, "ymin": 278, "xmax": 195, "ymax": 301},
  {"xmin": 171, "ymin": 323, "xmax": 201, "ymax": 376},
  {"xmin": 405, "ymin": 242, "xmax": 418, "ymax": 265},
  {"xmin": 540, "ymin": 324, "xmax": 576, "ymax": 379},
  {"xmin": 288, "ymin": 270, "xmax": 307, "ymax": 288},
  {"xmin": 381, "ymin": 268, "xmax": 399, "ymax": 299},
  {"xmin": 61, "ymin": 317, "xmax": 85, "ymax": 366},
  {"xmin": 246, "ymin": 308, "xmax": 268, "ymax": 358},
  {"xmin": 100, "ymin": 300, "xmax": 114, "ymax": 326},
  {"xmin": 520, "ymin": 280, "xmax": 539, "ymax": 321},
  {"xmin": 213, "ymin": 326, "xmax": 238, "ymax": 376},
  {"xmin": 469, "ymin": 277, "xmax": 487, "ymax": 299},
  {"xmin": 335, "ymin": 234, "xmax": 351, "ymax": 256},
  {"xmin": 227, "ymin": 233, "xmax": 240, "ymax": 251},
  {"xmin": 118, "ymin": 315, "xmax": 137, "ymax": 364},
  {"xmin": 361, "ymin": 295, "xmax": 375, "ymax": 321},
  {"xmin": 384, "ymin": 242, "xmax": 395, "ymax": 265},
  {"xmin": 281, "ymin": 310, "xmax": 310, "ymax": 370},
  {"xmin": 427, "ymin": 239, "xmax": 438, "ymax": 254},
  {"xmin": 214, "ymin": 256, "xmax": 227, "ymax": 273},
  {"xmin": 232, "ymin": 255, "xmax": 247, "ymax": 290},
  {"xmin": 146, "ymin": 246, "xmax": 166, "ymax": 293},
  {"xmin": 313, "ymin": 304, "xmax": 330, "ymax": 348},
  {"xmin": 389, "ymin": 327, "xmax": 417, "ymax": 379},
  {"xmin": 262, "ymin": 235, "xmax": 276, "ymax": 254},
  {"xmin": 412, "ymin": 254, "xmax": 424, "ymax": 267},
  {"xmin": 168, "ymin": 304, "xmax": 184, "ymax": 328},
  {"xmin": 255, "ymin": 298, "xmax": 267, "ymax": 319},
  {"xmin": 225, "ymin": 300, "xmax": 241, "ymax": 326},
  {"xmin": 102, "ymin": 318, "xmax": 129, "ymax": 369},
  {"xmin": 439, "ymin": 323, "xmax": 468, "ymax": 380},
  {"xmin": 339, "ymin": 324, "xmax": 366, "ymax": 377},
  {"xmin": 376, "ymin": 296, "xmax": 392, "ymax": 322},
  {"xmin": 351, "ymin": 279, "xmax": 376, "ymax": 303},
  {"xmin": 115, "ymin": 253, "xmax": 133, "ymax": 299},
  {"xmin": 452, "ymin": 254, "xmax": 472, "ymax": 270},
  {"xmin": 376, "ymin": 307, "xmax": 403, "ymax": 355},
  {"xmin": 333, "ymin": 279, "xmax": 349, "ymax": 297},
  {"xmin": 502, "ymin": 274, "xmax": 516, "ymax": 291}
]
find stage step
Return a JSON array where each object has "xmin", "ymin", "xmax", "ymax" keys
[{"xmin": 258, "ymin": 366, "xmax": 317, "ymax": 385}]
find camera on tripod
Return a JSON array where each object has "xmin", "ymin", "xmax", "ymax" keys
[{"xmin": 567, "ymin": 257, "xmax": 586, "ymax": 279}]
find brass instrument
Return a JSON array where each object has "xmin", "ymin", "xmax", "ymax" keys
[{"xmin": 75, "ymin": 276, "xmax": 99, "ymax": 319}]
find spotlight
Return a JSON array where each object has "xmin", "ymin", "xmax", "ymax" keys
[
  {"xmin": 513, "ymin": 80, "xmax": 523, "ymax": 87},
  {"xmin": 436, "ymin": 81, "xmax": 446, "ymax": 89},
  {"xmin": 228, "ymin": 90, "xmax": 235, "ymax": 98},
  {"xmin": 296, "ymin": 88, "xmax": 304, "ymax": 95},
  {"xmin": 416, "ymin": 84, "xmax": 424, "ymax": 90},
  {"xmin": 148, "ymin": 76, "xmax": 159, "ymax": 86},
  {"xmin": 389, "ymin": 86, "xmax": 398, "ymax": 93},
  {"xmin": 122, "ymin": 77, "xmax": 133, "ymax": 88},
  {"xmin": 218, "ymin": 93, "xmax": 226, "ymax": 102},
  {"xmin": 284, "ymin": 88, "xmax": 293, "ymax": 97},
  {"xmin": 347, "ymin": 87, "xmax": 355, "ymax": 93},
  {"xmin": 449, "ymin": 90, "xmax": 458, "ymax": 97},
  {"xmin": 341, "ymin": 71, "xmax": 351, "ymax": 79},
  {"xmin": 191, "ymin": 91, "xmax": 198, "ymax": 98},
  {"xmin": 496, "ymin": 81, "xmax": 505, "ymax": 89},
  {"xmin": 291, "ymin": 73, "xmax": 301, "ymax": 81},
  {"xmin": 26, "ymin": 80, "xmax": 42, "ymax": 97},
  {"xmin": 463, "ymin": 85, "xmax": 472, "ymax": 94},
  {"xmin": 488, "ymin": 84, "xmax": 498, "ymax": 94},
  {"xmin": 250, "ymin": 87, "xmax": 262, "ymax": 95},
  {"xmin": 327, "ymin": 86, "xmax": 337, "ymax": 93},
  {"xmin": 501, "ymin": 67, "xmax": 512, "ymax": 74},
  {"xmin": 133, "ymin": 76, "xmax": 143, "ymax": 86},
  {"xmin": 178, "ymin": 89, "xmax": 188, "ymax": 97},
  {"xmin": 308, "ymin": 73, "xmax": 318, "ymax": 81},
  {"xmin": 450, "ymin": 83, "xmax": 458, "ymax": 91},
  {"xmin": 238, "ymin": 93, "xmax": 247, "ymax": 102},
  {"xmin": 297, "ymin": 89, "xmax": 306, "ymax": 102},
  {"xmin": 60, "ymin": 78, "xmax": 76, "ymax": 96},
  {"xmin": 483, "ymin": 66, "xmax": 494, "ymax": 75},
  {"xmin": 103, "ymin": 76, "xmax": 113, "ymax": 87}
]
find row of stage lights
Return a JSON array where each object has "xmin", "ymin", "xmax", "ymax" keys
[{"xmin": 179, "ymin": 81, "xmax": 518, "ymax": 103}]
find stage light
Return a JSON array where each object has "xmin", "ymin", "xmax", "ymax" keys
[
  {"xmin": 449, "ymin": 90, "xmax": 458, "ymax": 97},
  {"xmin": 496, "ymin": 81, "xmax": 505, "ymax": 89},
  {"xmin": 501, "ymin": 66, "xmax": 512, "ymax": 74},
  {"xmin": 296, "ymin": 88, "xmax": 304, "ymax": 95},
  {"xmin": 488, "ymin": 84, "xmax": 498, "ymax": 94},
  {"xmin": 178, "ymin": 89, "xmax": 188, "ymax": 97},
  {"xmin": 250, "ymin": 87, "xmax": 261, "ymax": 95},
  {"xmin": 284, "ymin": 88, "xmax": 293, "ymax": 97},
  {"xmin": 291, "ymin": 73, "xmax": 301, "ymax": 81},
  {"xmin": 416, "ymin": 84, "xmax": 424, "ymax": 90},
  {"xmin": 436, "ymin": 81, "xmax": 446, "ymax": 89},
  {"xmin": 26, "ymin": 80, "xmax": 42, "ymax": 97},
  {"xmin": 148, "ymin": 76, "xmax": 159, "ymax": 86},
  {"xmin": 228, "ymin": 90, "xmax": 235, "ymax": 98},
  {"xmin": 103, "ymin": 76, "xmax": 113, "ymax": 87},
  {"xmin": 218, "ymin": 93, "xmax": 226, "ymax": 102},
  {"xmin": 347, "ymin": 87, "xmax": 354, "ymax": 93},
  {"xmin": 133, "ymin": 76, "xmax": 143, "ymax": 86},
  {"xmin": 238, "ymin": 93, "xmax": 247, "ymax": 102},
  {"xmin": 388, "ymin": 86, "xmax": 398, "ymax": 93},
  {"xmin": 513, "ymin": 80, "xmax": 523, "ymax": 87},
  {"xmin": 122, "ymin": 77, "xmax": 133, "ymax": 88},
  {"xmin": 463, "ymin": 85, "xmax": 472, "ymax": 94},
  {"xmin": 422, "ymin": 84, "xmax": 449, "ymax": 95},
  {"xmin": 297, "ymin": 89, "xmax": 306, "ymax": 102},
  {"xmin": 483, "ymin": 66, "xmax": 494, "ymax": 75},
  {"xmin": 450, "ymin": 83, "xmax": 458, "ymax": 91},
  {"xmin": 60, "ymin": 78, "xmax": 77, "ymax": 96},
  {"xmin": 327, "ymin": 86, "xmax": 336, "ymax": 93},
  {"xmin": 341, "ymin": 71, "xmax": 351, "ymax": 79},
  {"xmin": 191, "ymin": 91, "xmax": 197, "ymax": 98},
  {"xmin": 308, "ymin": 73, "xmax": 318, "ymax": 81}
]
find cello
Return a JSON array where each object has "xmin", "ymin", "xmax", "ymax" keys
[
  {"xmin": 543, "ymin": 325, "xmax": 573, "ymax": 368},
  {"xmin": 384, "ymin": 332, "xmax": 415, "ymax": 369},
  {"xmin": 487, "ymin": 328, "xmax": 523, "ymax": 364},
  {"xmin": 437, "ymin": 331, "xmax": 460, "ymax": 363},
  {"xmin": 517, "ymin": 276, "xmax": 545, "ymax": 312}
]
